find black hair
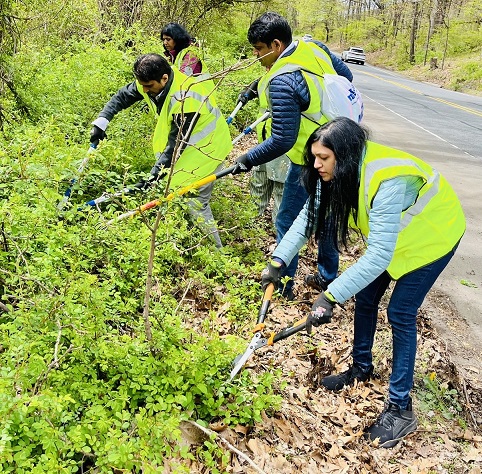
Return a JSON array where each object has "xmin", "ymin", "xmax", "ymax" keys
[
  {"xmin": 133, "ymin": 53, "xmax": 172, "ymax": 82},
  {"xmin": 247, "ymin": 12, "xmax": 292, "ymax": 46},
  {"xmin": 161, "ymin": 23, "xmax": 192, "ymax": 52},
  {"xmin": 301, "ymin": 117, "xmax": 370, "ymax": 250}
]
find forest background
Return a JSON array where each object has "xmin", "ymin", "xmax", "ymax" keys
[{"xmin": 0, "ymin": 0, "xmax": 481, "ymax": 473}]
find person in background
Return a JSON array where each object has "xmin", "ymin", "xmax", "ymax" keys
[
  {"xmin": 90, "ymin": 54, "xmax": 232, "ymax": 248},
  {"xmin": 161, "ymin": 23, "xmax": 203, "ymax": 76},
  {"xmin": 231, "ymin": 12, "xmax": 341, "ymax": 300},
  {"xmin": 261, "ymin": 117, "xmax": 465, "ymax": 447}
]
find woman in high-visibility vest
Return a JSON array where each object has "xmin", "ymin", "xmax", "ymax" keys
[
  {"xmin": 261, "ymin": 116, "xmax": 465, "ymax": 448},
  {"xmin": 161, "ymin": 23, "xmax": 203, "ymax": 77}
]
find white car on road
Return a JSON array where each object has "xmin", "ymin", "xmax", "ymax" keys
[{"xmin": 341, "ymin": 47, "xmax": 366, "ymax": 65}]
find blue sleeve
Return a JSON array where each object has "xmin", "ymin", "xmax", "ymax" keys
[
  {"xmin": 272, "ymin": 184, "xmax": 321, "ymax": 265},
  {"xmin": 327, "ymin": 178, "xmax": 407, "ymax": 303},
  {"xmin": 330, "ymin": 54, "xmax": 353, "ymax": 82},
  {"xmin": 246, "ymin": 72, "xmax": 307, "ymax": 166},
  {"xmin": 272, "ymin": 199, "xmax": 311, "ymax": 265},
  {"xmin": 310, "ymin": 40, "xmax": 353, "ymax": 82}
]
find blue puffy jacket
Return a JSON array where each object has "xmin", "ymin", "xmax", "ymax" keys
[
  {"xmin": 245, "ymin": 41, "xmax": 352, "ymax": 167},
  {"xmin": 246, "ymin": 69, "xmax": 309, "ymax": 167}
]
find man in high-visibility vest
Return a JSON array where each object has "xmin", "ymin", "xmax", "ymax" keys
[
  {"xmin": 231, "ymin": 12, "xmax": 340, "ymax": 299},
  {"xmin": 91, "ymin": 53, "xmax": 232, "ymax": 248}
]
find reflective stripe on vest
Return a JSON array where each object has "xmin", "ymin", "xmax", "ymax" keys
[
  {"xmin": 167, "ymin": 89, "xmax": 221, "ymax": 145},
  {"xmin": 257, "ymin": 41, "xmax": 336, "ymax": 164},
  {"xmin": 137, "ymin": 69, "xmax": 232, "ymax": 189},
  {"xmin": 363, "ymin": 158, "xmax": 440, "ymax": 232},
  {"xmin": 357, "ymin": 142, "xmax": 465, "ymax": 279}
]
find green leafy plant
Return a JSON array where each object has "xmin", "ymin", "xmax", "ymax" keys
[
  {"xmin": 416, "ymin": 372, "xmax": 463, "ymax": 422},
  {"xmin": 460, "ymin": 279, "xmax": 478, "ymax": 288},
  {"xmin": 0, "ymin": 28, "xmax": 281, "ymax": 471}
]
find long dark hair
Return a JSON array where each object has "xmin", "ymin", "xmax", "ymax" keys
[
  {"xmin": 161, "ymin": 23, "xmax": 192, "ymax": 52},
  {"xmin": 301, "ymin": 117, "xmax": 369, "ymax": 250}
]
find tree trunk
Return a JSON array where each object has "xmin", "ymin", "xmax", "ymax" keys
[{"xmin": 409, "ymin": 1, "xmax": 420, "ymax": 64}]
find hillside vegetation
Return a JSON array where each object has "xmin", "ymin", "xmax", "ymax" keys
[{"xmin": 0, "ymin": 1, "xmax": 480, "ymax": 472}]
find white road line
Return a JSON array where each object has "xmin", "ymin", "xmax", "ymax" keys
[{"xmin": 363, "ymin": 93, "xmax": 476, "ymax": 159}]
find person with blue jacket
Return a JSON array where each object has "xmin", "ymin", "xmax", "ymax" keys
[
  {"xmin": 232, "ymin": 12, "xmax": 341, "ymax": 300},
  {"xmin": 261, "ymin": 117, "xmax": 465, "ymax": 448},
  {"xmin": 237, "ymin": 36, "xmax": 353, "ymax": 232}
]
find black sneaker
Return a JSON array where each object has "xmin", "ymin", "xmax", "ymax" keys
[
  {"xmin": 364, "ymin": 398, "xmax": 418, "ymax": 448},
  {"xmin": 321, "ymin": 363, "xmax": 373, "ymax": 391},
  {"xmin": 304, "ymin": 273, "xmax": 331, "ymax": 292}
]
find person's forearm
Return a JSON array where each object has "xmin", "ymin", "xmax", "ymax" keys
[
  {"xmin": 98, "ymin": 82, "xmax": 143, "ymax": 121},
  {"xmin": 272, "ymin": 197, "xmax": 313, "ymax": 265}
]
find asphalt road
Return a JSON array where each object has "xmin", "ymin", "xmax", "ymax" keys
[{"xmin": 344, "ymin": 60, "xmax": 482, "ymax": 376}]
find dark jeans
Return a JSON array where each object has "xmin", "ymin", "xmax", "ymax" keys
[
  {"xmin": 275, "ymin": 163, "xmax": 339, "ymax": 292},
  {"xmin": 353, "ymin": 245, "xmax": 458, "ymax": 409}
]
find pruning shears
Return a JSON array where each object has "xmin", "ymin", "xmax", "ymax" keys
[{"xmin": 228, "ymin": 283, "xmax": 308, "ymax": 382}]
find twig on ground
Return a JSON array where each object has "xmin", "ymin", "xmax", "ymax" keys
[
  {"xmin": 188, "ymin": 420, "xmax": 267, "ymax": 474},
  {"xmin": 461, "ymin": 376, "xmax": 479, "ymax": 428},
  {"xmin": 174, "ymin": 279, "xmax": 193, "ymax": 316}
]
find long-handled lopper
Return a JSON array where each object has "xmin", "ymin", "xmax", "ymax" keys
[
  {"xmin": 57, "ymin": 143, "xmax": 97, "ymax": 211},
  {"xmin": 231, "ymin": 111, "xmax": 269, "ymax": 145},
  {"xmin": 226, "ymin": 101, "xmax": 244, "ymax": 125},
  {"xmin": 77, "ymin": 112, "xmax": 270, "ymax": 211},
  {"xmin": 105, "ymin": 165, "xmax": 236, "ymax": 225},
  {"xmin": 78, "ymin": 185, "xmax": 137, "ymax": 211},
  {"xmin": 228, "ymin": 284, "xmax": 308, "ymax": 382}
]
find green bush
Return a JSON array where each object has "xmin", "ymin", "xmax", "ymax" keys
[{"xmin": 0, "ymin": 26, "xmax": 280, "ymax": 472}]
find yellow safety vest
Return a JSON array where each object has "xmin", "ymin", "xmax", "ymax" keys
[
  {"xmin": 257, "ymin": 41, "xmax": 337, "ymax": 165},
  {"xmin": 137, "ymin": 68, "xmax": 232, "ymax": 189},
  {"xmin": 356, "ymin": 142, "xmax": 465, "ymax": 279}
]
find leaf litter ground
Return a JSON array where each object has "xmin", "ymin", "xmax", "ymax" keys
[{"xmin": 169, "ymin": 137, "xmax": 482, "ymax": 473}]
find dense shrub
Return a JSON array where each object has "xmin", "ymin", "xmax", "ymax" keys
[{"xmin": 0, "ymin": 26, "xmax": 279, "ymax": 473}]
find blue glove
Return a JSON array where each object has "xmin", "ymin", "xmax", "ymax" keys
[
  {"xmin": 231, "ymin": 154, "xmax": 253, "ymax": 175},
  {"xmin": 305, "ymin": 292, "xmax": 336, "ymax": 334}
]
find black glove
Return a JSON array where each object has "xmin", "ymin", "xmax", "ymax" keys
[
  {"xmin": 133, "ymin": 173, "xmax": 158, "ymax": 192},
  {"xmin": 90, "ymin": 125, "xmax": 107, "ymax": 144},
  {"xmin": 261, "ymin": 260, "xmax": 283, "ymax": 291},
  {"xmin": 150, "ymin": 152, "xmax": 171, "ymax": 178},
  {"xmin": 231, "ymin": 154, "xmax": 253, "ymax": 175},
  {"xmin": 305, "ymin": 292, "xmax": 336, "ymax": 334},
  {"xmin": 237, "ymin": 78, "xmax": 260, "ymax": 106}
]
